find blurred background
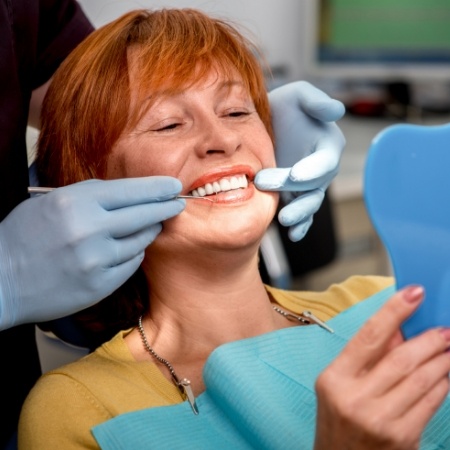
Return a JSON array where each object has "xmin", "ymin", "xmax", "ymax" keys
[{"xmin": 32, "ymin": 0, "xmax": 450, "ymax": 292}]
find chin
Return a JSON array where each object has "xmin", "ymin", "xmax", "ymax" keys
[
  {"xmin": 200, "ymin": 199, "xmax": 276, "ymax": 250},
  {"xmin": 151, "ymin": 221, "xmax": 266, "ymax": 257},
  {"xmin": 156, "ymin": 194, "xmax": 278, "ymax": 253}
]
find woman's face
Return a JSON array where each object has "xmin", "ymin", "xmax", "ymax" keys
[{"xmin": 106, "ymin": 69, "xmax": 278, "ymax": 253}]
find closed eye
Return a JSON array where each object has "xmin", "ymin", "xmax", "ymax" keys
[
  {"xmin": 228, "ymin": 111, "xmax": 249, "ymax": 117},
  {"xmin": 224, "ymin": 109, "xmax": 254, "ymax": 118},
  {"xmin": 154, "ymin": 122, "xmax": 182, "ymax": 132}
]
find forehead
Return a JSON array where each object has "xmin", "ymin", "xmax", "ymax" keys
[{"xmin": 127, "ymin": 54, "xmax": 250, "ymax": 119}]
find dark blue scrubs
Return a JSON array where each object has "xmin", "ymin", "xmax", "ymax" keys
[{"xmin": 0, "ymin": 1, "xmax": 93, "ymax": 446}]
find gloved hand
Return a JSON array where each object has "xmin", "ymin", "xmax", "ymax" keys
[
  {"xmin": 0, "ymin": 177, "xmax": 185, "ymax": 330},
  {"xmin": 255, "ymin": 81, "xmax": 346, "ymax": 241}
]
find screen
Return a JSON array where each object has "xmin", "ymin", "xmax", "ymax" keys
[{"xmin": 305, "ymin": 0, "xmax": 450, "ymax": 81}]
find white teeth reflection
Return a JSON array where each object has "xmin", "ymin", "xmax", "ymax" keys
[{"xmin": 191, "ymin": 175, "xmax": 248, "ymax": 197}]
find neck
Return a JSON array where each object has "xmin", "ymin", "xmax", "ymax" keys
[
  {"xmin": 127, "ymin": 242, "xmax": 289, "ymax": 396},
  {"xmin": 140, "ymin": 243, "xmax": 280, "ymax": 352}
]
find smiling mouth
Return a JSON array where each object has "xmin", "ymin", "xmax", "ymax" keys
[{"xmin": 190, "ymin": 175, "xmax": 248, "ymax": 198}]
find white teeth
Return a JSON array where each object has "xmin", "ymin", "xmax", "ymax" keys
[
  {"xmin": 230, "ymin": 177, "xmax": 240, "ymax": 189},
  {"xmin": 219, "ymin": 179, "xmax": 231, "ymax": 192},
  {"xmin": 191, "ymin": 175, "xmax": 248, "ymax": 197}
]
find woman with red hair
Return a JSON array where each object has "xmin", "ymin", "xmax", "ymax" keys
[{"xmin": 19, "ymin": 9, "xmax": 450, "ymax": 450}]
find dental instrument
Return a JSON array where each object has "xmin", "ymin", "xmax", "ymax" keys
[{"xmin": 28, "ymin": 187, "xmax": 214, "ymax": 202}]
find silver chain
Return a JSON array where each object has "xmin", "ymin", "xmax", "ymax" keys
[
  {"xmin": 137, "ymin": 305, "xmax": 331, "ymax": 417},
  {"xmin": 137, "ymin": 315, "xmax": 180, "ymax": 383},
  {"xmin": 137, "ymin": 315, "xmax": 199, "ymax": 414}
]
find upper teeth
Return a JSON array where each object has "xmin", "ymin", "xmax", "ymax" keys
[{"xmin": 191, "ymin": 175, "xmax": 248, "ymax": 197}]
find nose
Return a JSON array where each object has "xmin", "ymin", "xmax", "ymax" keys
[{"xmin": 193, "ymin": 115, "xmax": 241, "ymax": 158}]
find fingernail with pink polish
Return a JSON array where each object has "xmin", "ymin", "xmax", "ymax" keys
[
  {"xmin": 439, "ymin": 328, "xmax": 450, "ymax": 342},
  {"xmin": 403, "ymin": 285, "xmax": 424, "ymax": 303}
]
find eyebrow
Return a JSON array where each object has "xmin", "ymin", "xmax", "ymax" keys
[
  {"xmin": 216, "ymin": 79, "xmax": 245, "ymax": 91},
  {"xmin": 140, "ymin": 78, "xmax": 247, "ymax": 110},
  {"xmin": 213, "ymin": 79, "xmax": 252, "ymax": 102}
]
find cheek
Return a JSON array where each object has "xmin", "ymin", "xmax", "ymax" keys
[
  {"xmin": 250, "ymin": 126, "xmax": 276, "ymax": 169},
  {"xmin": 106, "ymin": 140, "xmax": 176, "ymax": 179},
  {"xmin": 265, "ymin": 150, "xmax": 276, "ymax": 169},
  {"xmin": 105, "ymin": 153, "xmax": 128, "ymax": 179},
  {"xmin": 259, "ymin": 146, "xmax": 276, "ymax": 171},
  {"xmin": 262, "ymin": 191, "xmax": 280, "ymax": 228},
  {"xmin": 106, "ymin": 140, "xmax": 146, "ymax": 179}
]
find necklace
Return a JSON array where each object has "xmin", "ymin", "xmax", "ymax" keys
[
  {"xmin": 137, "ymin": 316, "xmax": 199, "ymax": 415},
  {"xmin": 272, "ymin": 306, "xmax": 334, "ymax": 333},
  {"xmin": 137, "ymin": 306, "xmax": 333, "ymax": 415}
]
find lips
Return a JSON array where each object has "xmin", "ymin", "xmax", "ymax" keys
[{"xmin": 188, "ymin": 165, "xmax": 255, "ymax": 198}]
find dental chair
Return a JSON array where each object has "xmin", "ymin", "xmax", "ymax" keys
[{"xmin": 364, "ymin": 122, "xmax": 450, "ymax": 339}]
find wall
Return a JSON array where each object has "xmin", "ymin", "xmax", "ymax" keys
[{"xmin": 77, "ymin": 0, "xmax": 309, "ymax": 83}]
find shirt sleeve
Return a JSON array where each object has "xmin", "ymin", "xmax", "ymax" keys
[
  {"xmin": 34, "ymin": 0, "xmax": 94, "ymax": 88},
  {"xmin": 18, "ymin": 372, "xmax": 109, "ymax": 449}
]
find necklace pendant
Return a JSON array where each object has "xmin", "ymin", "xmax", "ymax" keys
[
  {"xmin": 177, "ymin": 378, "xmax": 199, "ymax": 415},
  {"xmin": 272, "ymin": 306, "xmax": 334, "ymax": 333},
  {"xmin": 272, "ymin": 305, "xmax": 309, "ymax": 324},
  {"xmin": 302, "ymin": 311, "xmax": 334, "ymax": 334}
]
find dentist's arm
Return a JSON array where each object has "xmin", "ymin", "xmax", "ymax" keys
[
  {"xmin": 255, "ymin": 81, "xmax": 346, "ymax": 241},
  {"xmin": 0, "ymin": 177, "xmax": 185, "ymax": 330}
]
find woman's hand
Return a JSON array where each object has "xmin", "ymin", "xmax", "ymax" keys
[{"xmin": 314, "ymin": 286, "xmax": 450, "ymax": 450}]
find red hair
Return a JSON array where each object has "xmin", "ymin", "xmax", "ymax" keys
[{"xmin": 37, "ymin": 8, "xmax": 272, "ymax": 187}]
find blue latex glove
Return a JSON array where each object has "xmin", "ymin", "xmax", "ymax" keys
[
  {"xmin": 254, "ymin": 81, "xmax": 346, "ymax": 241},
  {"xmin": 0, "ymin": 177, "xmax": 185, "ymax": 330}
]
